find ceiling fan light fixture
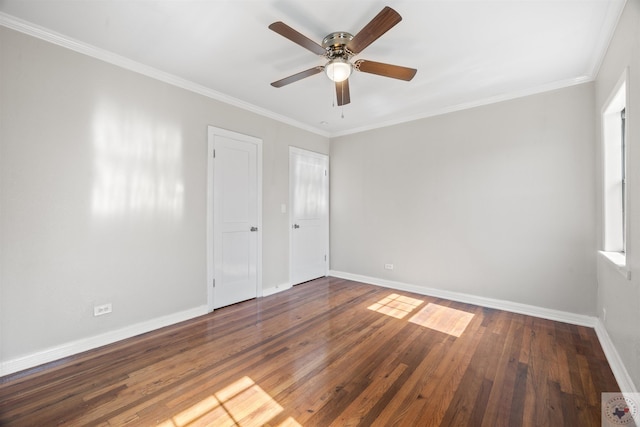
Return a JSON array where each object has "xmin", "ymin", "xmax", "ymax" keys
[
  {"xmin": 269, "ymin": 7, "xmax": 416, "ymax": 106},
  {"xmin": 325, "ymin": 58, "xmax": 352, "ymax": 82}
]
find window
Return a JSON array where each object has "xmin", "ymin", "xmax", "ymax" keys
[
  {"xmin": 602, "ymin": 71, "xmax": 628, "ymax": 265},
  {"xmin": 621, "ymin": 107, "xmax": 626, "ymax": 251}
]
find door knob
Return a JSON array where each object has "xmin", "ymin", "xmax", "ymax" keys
[{"xmin": 250, "ymin": 226, "xmax": 258, "ymax": 232}]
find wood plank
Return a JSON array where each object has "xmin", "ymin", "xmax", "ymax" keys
[
  {"xmin": 0, "ymin": 277, "xmax": 620, "ymax": 426},
  {"xmin": 480, "ymin": 313, "xmax": 524, "ymax": 427}
]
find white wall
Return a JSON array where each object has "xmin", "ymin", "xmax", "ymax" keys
[
  {"xmin": 595, "ymin": 0, "xmax": 640, "ymax": 391},
  {"xmin": 0, "ymin": 27, "xmax": 329, "ymax": 368},
  {"xmin": 330, "ymin": 83, "xmax": 597, "ymax": 315}
]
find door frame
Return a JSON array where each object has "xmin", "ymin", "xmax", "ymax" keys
[
  {"xmin": 207, "ymin": 126, "xmax": 263, "ymax": 312},
  {"xmin": 289, "ymin": 146, "xmax": 330, "ymax": 285}
]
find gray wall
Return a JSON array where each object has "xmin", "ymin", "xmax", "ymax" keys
[
  {"xmin": 2, "ymin": 3, "xmax": 638, "ymax": 391},
  {"xmin": 595, "ymin": 0, "xmax": 640, "ymax": 391},
  {"xmin": 330, "ymin": 83, "xmax": 597, "ymax": 315},
  {"xmin": 0, "ymin": 27, "xmax": 329, "ymax": 363}
]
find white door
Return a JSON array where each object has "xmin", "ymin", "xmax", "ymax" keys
[
  {"xmin": 290, "ymin": 147, "xmax": 329, "ymax": 285},
  {"xmin": 207, "ymin": 127, "xmax": 262, "ymax": 310}
]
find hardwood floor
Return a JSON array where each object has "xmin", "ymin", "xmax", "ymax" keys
[{"xmin": 0, "ymin": 277, "xmax": 619, "ymax": 426}]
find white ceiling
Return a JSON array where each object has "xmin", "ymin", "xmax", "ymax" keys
[{"xmin": 0, "ymin": 0, "xmax": 626, "ymax": 137}]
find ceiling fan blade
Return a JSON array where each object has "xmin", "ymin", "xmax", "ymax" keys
[
  {"xmin": 269, "ymin": 21, "xmax": 326, "ymax": 56},
  {"xmin": 336, "ymin": 79, "xmax": 351, "ymax": 106},
  {"xmin": 346, "ymin": 6, "xmax": 402, "ymax": 55},
  {"xmin": 355, "ymin": 59, "xmax": 417, "ymax": 81},
  {"xmin": 271, "ymin": 67, "xmax": 324, "ymax": 88}
]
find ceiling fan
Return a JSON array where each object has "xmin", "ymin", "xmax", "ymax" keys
[{"xmin": 269, "ymin": 6, "xmax": 417, "ymax": 106}]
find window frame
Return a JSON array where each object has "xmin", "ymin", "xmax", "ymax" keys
[{"xmin": 600, "ymin": 69, "xmax": 629, "ymax": 277}]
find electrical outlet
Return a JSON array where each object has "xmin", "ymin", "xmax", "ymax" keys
[
  {"xmin": 384, "ymin": 263, "xmax": 394, "ymax": 270},
  {"xmin": 94, "ymin": 303, "xmax": 112, "ymax": 317}
]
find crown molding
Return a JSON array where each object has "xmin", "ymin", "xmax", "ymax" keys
[
  {"xmin": 0, "ymin": 2, "xmax": 624, "ymax": 140},
  {"xmin": 330, "ymin": 75, "xmax": 593, "ymax": 138},
  {"xmin": 587, "ymin": 0, "xmax": 628, "ymax": 79},
  {"xmin": 0, "ymin": 12, "xmax": 330, "ymax": 138}
]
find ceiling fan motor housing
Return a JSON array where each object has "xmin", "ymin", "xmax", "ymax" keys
[
  {"xmin": 322, "ymin": 32, "xmax": 354, "ymax": 59},
  {"xmin": 268, "ymin": 6, "xmax": 416, "ymax": 105}
]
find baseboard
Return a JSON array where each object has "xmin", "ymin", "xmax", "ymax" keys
[
  {"xmin": 1, "ymin": 305, "xmax": 209, "ymax": 377},
  {"xmin": 329, "ymin": 270, "xmax": 596, "ymax": 327},
  {"xmin": 595, "ymin": 319, "xmax": 639, "ymax": 393},
  {"xmin": 262, "ymin": 282, "xmax": 292, "ymax": 297},
  {"xmin": 329, "ymin": 270, "xmax": 639, "ymax": 392},
  {"xmin": 6, "ymin": 278, "xmax": 636, "ymax": 394}
]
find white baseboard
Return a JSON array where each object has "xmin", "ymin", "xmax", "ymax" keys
[
  {"xmin": 1, "ymin": 305, "xmax": 208, "ymax": 377},
  {"xmin": 5, "ymin": 276, "xmax": 636, "ymax": 394},
  {"xmin": 329, "ymin": 270, "xmax": 596, "ymax": 326},
  {"xmin": 329, "ymin": 270, "xmax": 638, "ymax": 392},
  {"xmin": 262, "ymin": 282, "xmax": 292, "ymax": 297},
  {"xmin": 595, "ymin": 319, "xmax": 638, "ymax": 393}
]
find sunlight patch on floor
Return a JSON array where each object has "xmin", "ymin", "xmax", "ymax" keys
[
  {"xmin": 409, "ymin": 303, "xmax": 474, "ymax": 337},
  {"xmin": 158, "ymin": 376, "xmax": 301, "ymax": 426},
  {"xmin": 367, "ymin": 293, "xmax": 424, "ymax": 319}
]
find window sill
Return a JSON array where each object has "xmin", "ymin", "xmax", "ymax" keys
[{"xmin": 599, "ymin": 251, "xmax": 631, "ymax": 280}]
